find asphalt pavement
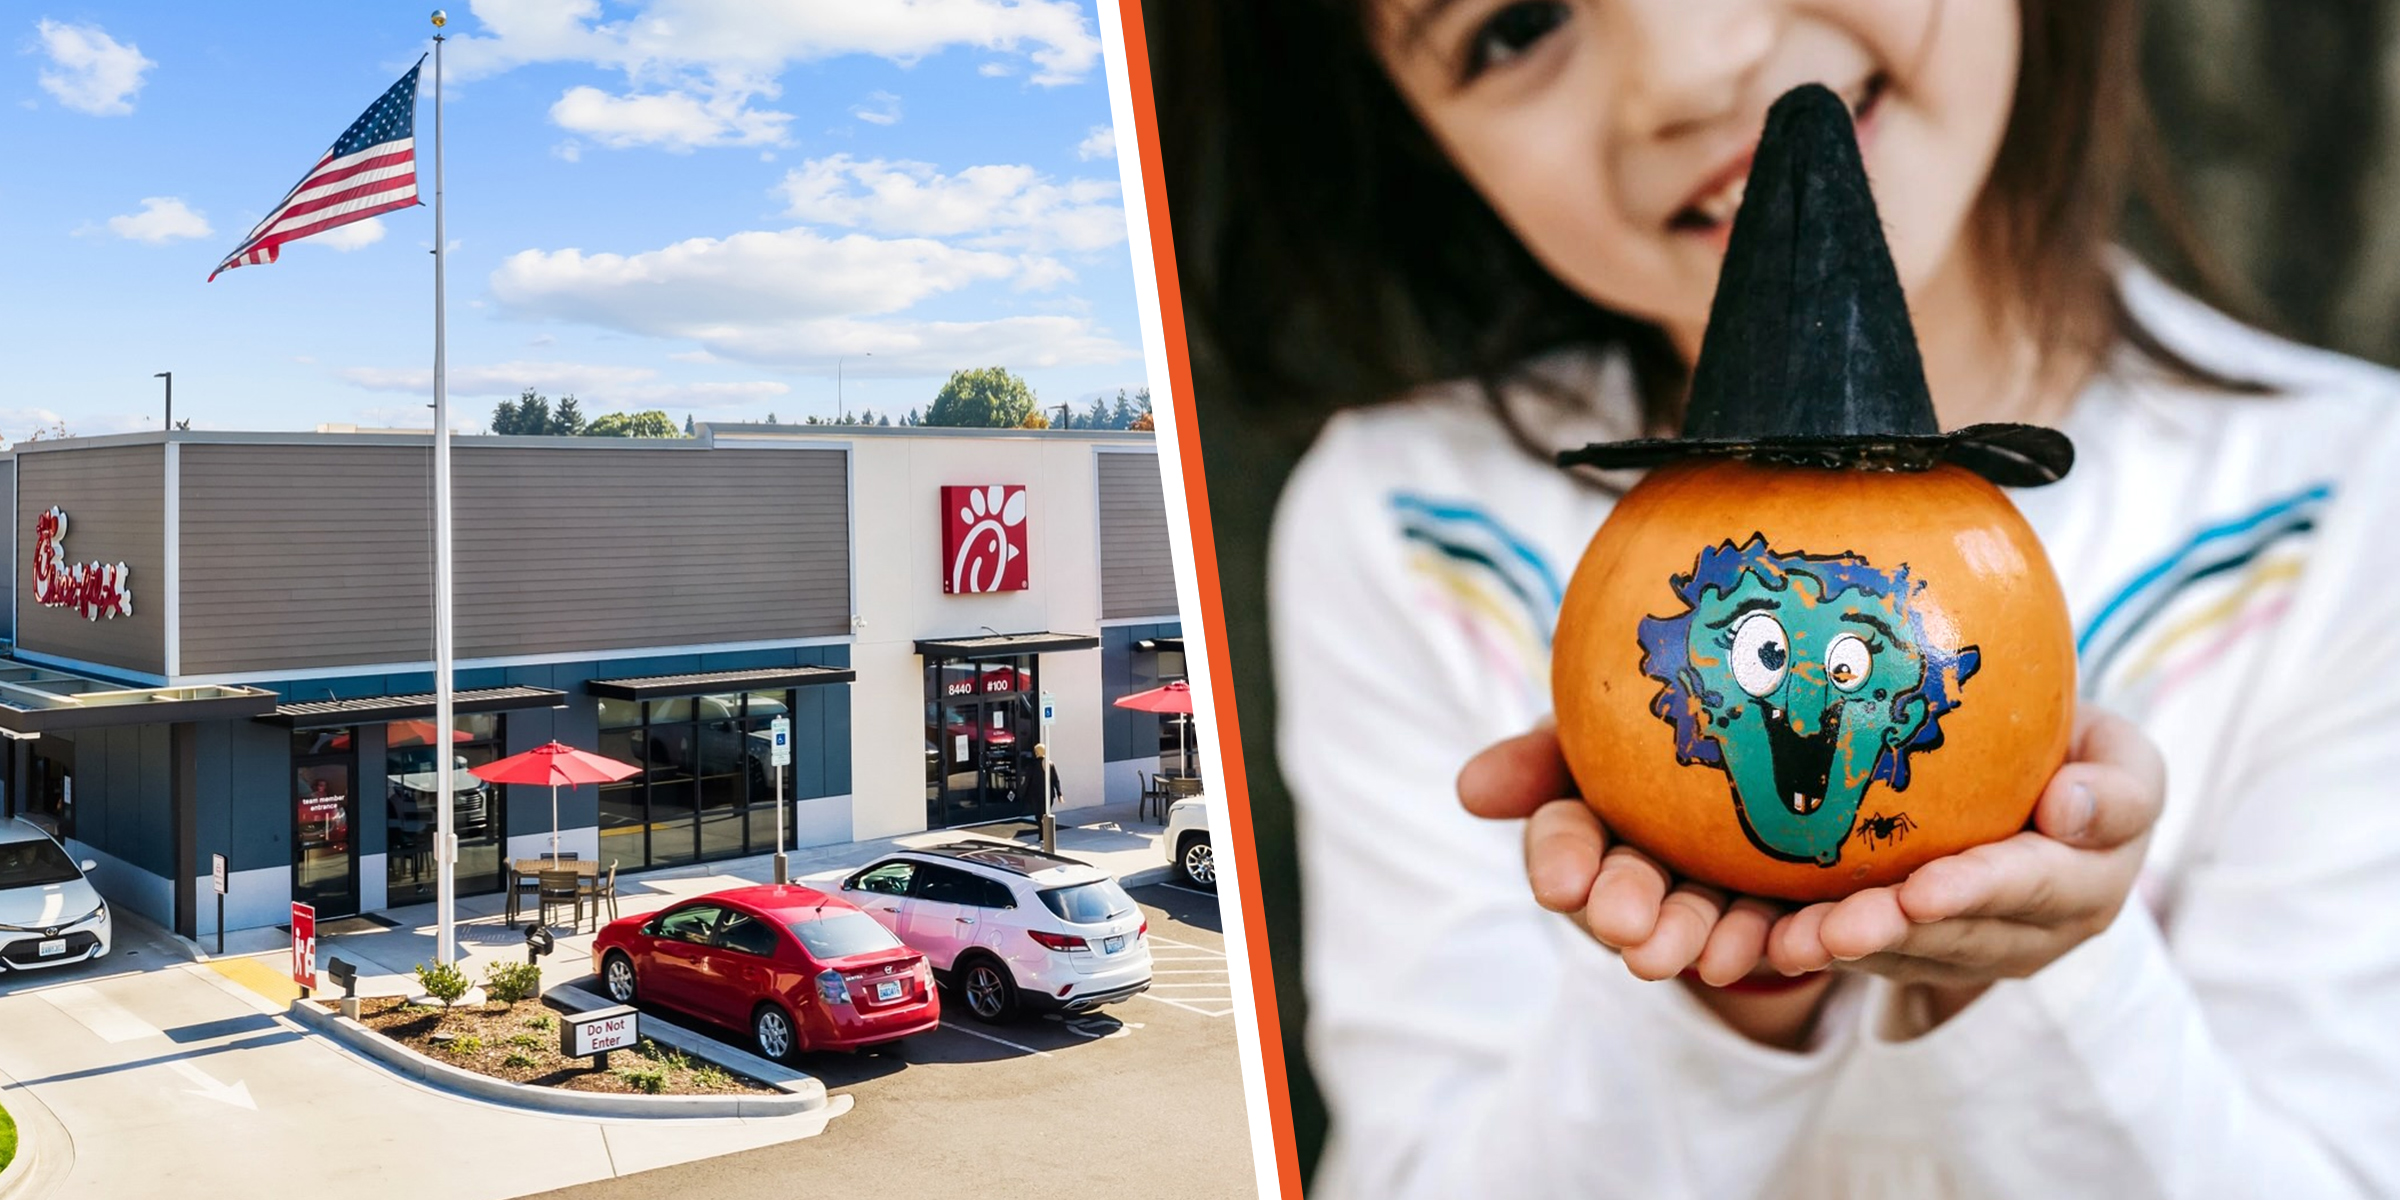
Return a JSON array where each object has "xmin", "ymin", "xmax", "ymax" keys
[{"xmin": 519, "ymin": 881, "xmax": 1255, "ymax": 1200}]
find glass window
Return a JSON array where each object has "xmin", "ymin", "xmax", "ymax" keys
[
  {"xmin": 852, "ymin": 861, "xmax": 914, "ymax": 896},
  {"xmin": 745, "ymin": 690, "xmax": 790, "ymax": 720},
  {"xmin": 0, "ymin": 838, "xmax": 81, "ymax": 890},
  {"xmin": 654, "ymin": 904, "xmax": 721, "ymax": 944},
  {"xmin": 649, "ymin": 697, "xmax": 695, "ymax": 725},
  {"xmin": 715, "ymin": 912, "xmax": 780, "ymax": 957},
  {"xmin": 975, "ymin": 877, "xmax": 1017, "ymax": 909},
  {"xmin": 1037, "ymin": 880, "xmax": 1136, "ymax": 924},
  {"xmin": 598, "ymin": 697, "xmax": 643, "ymax": 730},
  {"xmin": 790, "ymin": 912, "xmax": 901, "ymax": 959},
  {"xmin": 387, "ymin": 715, "xmax": 506, "ymax": 905},
  {"xmin": 913, "ymin": 864, "xmax": 983, "ymax": 905}
]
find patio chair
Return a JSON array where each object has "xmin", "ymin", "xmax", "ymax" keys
[
  {"xmin": 1166, "ymin": 775, "xmax": 1205, "ymax": 800},
  {"xmin": 580, "ymin": 860, "xmax": 619, "ymax": 925},
  {"xmin": 1139, "ymin": 771, "xmax": 1168, "ymax": 823},
  {"xmin": 537, "ymin": 868, "xmax": 584, "ymax": 932}
]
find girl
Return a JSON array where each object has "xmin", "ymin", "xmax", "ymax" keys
[{"xmin": 1161, "ymin": 0, "xmax": 2400, "ymax": 1196}]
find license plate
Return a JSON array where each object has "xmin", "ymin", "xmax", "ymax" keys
[
  {"xmin": 36, "ymin": 939, "xmax": 65, "ymax": 958},
  {"xmin": 875, "ymin": 979, "xmax": 901, "ymax": 1002},
  {"xmin": 1102, "ymin": 935, "xmax": 1126, "ymax": 955}
]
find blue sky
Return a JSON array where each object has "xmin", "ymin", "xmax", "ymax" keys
[{"xmin": 3, "ymin": 1, "xmax": 1145, "ymax": 439}]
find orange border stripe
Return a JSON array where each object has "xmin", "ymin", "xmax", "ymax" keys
[{"xmin": 1117, "ymin": 7, "xmax": 1307, "ymax": 1196}]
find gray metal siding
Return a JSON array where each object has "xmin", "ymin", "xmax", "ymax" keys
[
  {"xmin": 178, "ymin": 443, "xmax": 852, "ymax": 675},
  {"xmin": 1097, "ymin": 450, "xmax": 1178, "ymax": 620},
  {"xmin": 17, "ymin": 446, "xmax": 166, "ymax": 675}
]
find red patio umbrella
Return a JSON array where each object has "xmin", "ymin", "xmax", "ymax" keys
[
  {"xmin": 1113, "ymin": 682, "xmax": 1196, "ymax": 776},
  {"xmin": 470, "ymin": 741, "xmax": 641, "ymax": 859},
  {"xmin": 1110, "ymin": 681, "xmax": 1193, "ymax": 713}
]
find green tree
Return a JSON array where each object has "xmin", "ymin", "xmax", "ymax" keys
[
  {"xmin": 587, "ymin": 410, "xmax": 682, "ymax": 438},
  {"xmin": 764, "ymin": 411, "xmax": 778, "ymax": 424},
  {"xmin": 1108, "ymin": 388, "xmax": 1135, "ymax": 430},
  {"xmin": 553, "ymin": 395, "xmax": 586, "ymax": 436},
  {"xmin": 491, "ymin": 396, "xmax": 521, "ymax": 435},
  {"xmin": 924, "ymin": 367, "xmax": 1037, "ymax": 428},
  {"xmin": 517, "ymin": 391, "xmax": 553, "ymax": 435},
  {"xmin": 1083, "ymin": 395, "xmax": 1109, "ymax": 428},
  {"xmin": 684, "ymin": 413, "xmax": 695, "ymax": 435}
]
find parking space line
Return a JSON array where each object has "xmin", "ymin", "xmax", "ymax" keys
[
  {"xmin": 1138, "ymin": 993, "xmax": 1234, "ymax": 1018},
  {"xmin": 941, "ymin": 1022, "xmax": 1056, "ymax": 1058}
]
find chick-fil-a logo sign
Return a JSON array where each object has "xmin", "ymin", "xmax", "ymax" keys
[
  {"xmin": 31, "ymin": 506, "xmax": 134, "ymax": 621},
  {"xmin": 942, "ymin": 484, "xmax": 1028, "ymax": 594}
]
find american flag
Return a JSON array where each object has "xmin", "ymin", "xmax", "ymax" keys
[{"xmin": 209, "ymin": 59, "xmax": 423, "ymax": 281}]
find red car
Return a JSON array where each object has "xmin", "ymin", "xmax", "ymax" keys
[{"xmin": 591, "ymin": 885, "xmax": 939, "ymax": 1062}]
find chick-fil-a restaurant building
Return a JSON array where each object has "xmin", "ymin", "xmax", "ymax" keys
[{"xmin": 0, "ymin": 424, "xmax": 1183, "ymax": 939}]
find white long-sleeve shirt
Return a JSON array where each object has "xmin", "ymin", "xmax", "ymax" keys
[{"xmin": 1269, "ymin": 268, "xmax": 2400, "ymax": 1199}]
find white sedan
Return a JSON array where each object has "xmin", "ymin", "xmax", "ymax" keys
[{"xmin": 0, "ymin": 818, "xmax": 112, "ymax": 972}]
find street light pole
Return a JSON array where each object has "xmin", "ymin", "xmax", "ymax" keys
[
  {"xmin": 837, "ymin": 352, "xmax": 871, "ymax": 423},
  {"xmin": 154, "ymin": 372, "xmax": 171, "ymax": 430}
]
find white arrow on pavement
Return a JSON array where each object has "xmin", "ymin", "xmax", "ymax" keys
[{"xmin": 168, "ymin": 1060, "xmax": 256, "ymax": 1110}]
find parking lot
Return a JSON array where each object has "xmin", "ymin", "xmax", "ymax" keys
[{"xmin": 526, "ymin": 881, "xmax": 1255, "ymax": 1200}]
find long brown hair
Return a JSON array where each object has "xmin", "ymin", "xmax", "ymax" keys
[{"xmin": 1152, "ymin": 0, "xmax": 2265, "ymax": 459}]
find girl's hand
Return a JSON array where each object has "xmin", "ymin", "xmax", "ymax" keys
[
  {"xmin": 1762, "ymin": 707, "xmax": 2167, "ymax": 1011},
  {"xmin": 1458, "ymin": 724, "xmax": 1787, "ymax": 986}
]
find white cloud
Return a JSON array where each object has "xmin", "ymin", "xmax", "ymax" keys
[
  {"xmin": 979, "ymin": 62, "xmax": 1013, "ymax": 78},
  {"xmin": 341, "ymin": 359, "xmax": 791, "ymax": 409},
  {"xmin": 445, "ymin": 0, "xmax": 1100, "ymax": 88},
  {"xmin": 550, "ymin": 82, "xmax": 791, "ymax": 151},
  {"xmin": 491, "ymin": 227, "xmax": 1023, "ymax": 325},
  {"xmin": 1077, "ymin": 124, "xmax": 1114, "ymax": 160},
  {"xmin": 553, "ymin": 139, "xmax": 583, "ymax": 162},
  {"xmin": 851, "ymin": 90, "xmax": 901, "ymax": 125},
  {"xmin": 486, "ymin": 226, "xmax": 1132, "ymax": 372},
  {"xmin": 105, "ymin": 197, "xmax": 211, "ymax": 244},
  {"xmin": 313, "ymin": 217, "xmax": 387, "ymax": 251},
  {"xmin": 34, "ymin": 20, "xmax": 154, "ymax": 116},
  {"xmin": 1013, "ymin": 255, "xmax": 1076, "ymax": 291},
  {"xmin": 778, "ymin": 155, "xmax": 1123, "ymax": 252}
]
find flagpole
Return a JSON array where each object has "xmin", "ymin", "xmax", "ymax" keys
[{"xmin": 431, "ymin": 10, "xmax": 457, "ymax": 967}]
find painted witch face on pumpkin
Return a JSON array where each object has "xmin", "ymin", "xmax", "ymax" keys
[{"xmin": 1635, "ymin": 535, "xmax": 1980, "ymax": 866}]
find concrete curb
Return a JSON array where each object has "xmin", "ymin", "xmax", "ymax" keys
[
  {"xmin": 1119, "ymin": 864, "xmax": 1173, "ymax": 890},
  {"xmin": 545, "ymin": 980, "xmax": 828, "ymax": 1094},
  {"xmin": 288, "ymin": 998, "xmax": 829, "ymax": 1119},
  {"xmin": 0, "ymin": 1074, "xmax": 72, "ymax": 1200}
]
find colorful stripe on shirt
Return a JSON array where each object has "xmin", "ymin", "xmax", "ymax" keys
[
  {"xmin": 1390, "ymin": 493, "xmax": 1560, "ymax": 696},
  {"xmin": 2077, "ymin": 482, "xmax": 2331, "ymax": 703}
]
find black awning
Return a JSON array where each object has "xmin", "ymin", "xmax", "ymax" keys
[
  {"xmin": 914, "ymin": 632, "xmax": 1100, "ymax": 659},
  {"xmin": 264, "ymin": 685, "xmax": 568, "ymax": 729},
  {"xmin": 585, "ymin": 665, "xmax": 855, "ymax": 701}
]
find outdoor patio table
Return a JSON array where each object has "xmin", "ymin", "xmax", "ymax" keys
[{"xmin": 506, "ymin": 858, "xmax": 602, "ymax": 927}]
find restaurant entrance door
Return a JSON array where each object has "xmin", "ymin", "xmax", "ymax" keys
[
  {"xmin": 292, "ymin": 731, "xmax": 360, "ymax": 919},
  {"xmin": 925, "ymin": 655, "xmax": 1040, "ymax": 829}
]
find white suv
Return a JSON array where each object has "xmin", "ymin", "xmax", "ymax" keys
[
  {"xmin": 1164, "ymin": 797, "xmax": 1213, "ymax": 890},
  {"xmin": 839, "ymin": 842, "xmax": 1150, "ymax": 1023}
]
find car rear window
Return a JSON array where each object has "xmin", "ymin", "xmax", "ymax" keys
[
  {"xmin": 790, "ymin": 911, "xmax": 902, "ymax": 959},
  {"xmin": 1037, "ymin": 880, "xmax": 1133, "ymax": 925},
  {"xmin": 0, "ymin": 839, "xmax": 80, "ymax": 890}
]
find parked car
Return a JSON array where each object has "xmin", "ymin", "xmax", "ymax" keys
[
  {"xmin": 0, "ymin": 818, "xmax": 112, "ymax": 973},
  {"xmin": 1164, "ymin": 796, "xmax": 1213, "ymax": 891},
  {"xmin": 592, "ymin": 884, "xmax": 937, "ymax": 1062},
  {"xmin": 386, "ymin": 751, "xmax": 493, "ymax": 837},
  {"xmin": 838, "ymin": 842, "xmax": 1150, "ymax": 1023}
]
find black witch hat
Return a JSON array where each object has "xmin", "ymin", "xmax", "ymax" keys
[{"xmin": 1557, "ymin": 84, "xmax": 2072, "ymax": 488}]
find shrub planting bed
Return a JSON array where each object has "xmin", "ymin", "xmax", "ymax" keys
[{"xmin": 352, "ymin": 997, "xmax": 776, "ymax": 1096}]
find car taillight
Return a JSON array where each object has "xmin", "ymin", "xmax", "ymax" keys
[
  {"xmin": 912, "ymin": 959, "xmax": 933, "ymax": 983},
  {"xmin": 1027, "ymin": 929, "xmax": 1086, "ymax": 952},
  {"xmin": 1138, "ymin": 919, "xmax": 1148, "ymax": 939},
  {"xmin": 816, "ymin": 969, "xmax": 848, "ymax": 1005}
]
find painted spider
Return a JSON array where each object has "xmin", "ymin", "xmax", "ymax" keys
[{"xmin": 1854, "ymin": 811, "xmax": 1917, "ymax": 851}]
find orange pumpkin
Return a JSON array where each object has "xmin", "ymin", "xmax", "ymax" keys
[{"xmin": 1551, "ymin": 458, "xmax": 2076, "ymax": 901}]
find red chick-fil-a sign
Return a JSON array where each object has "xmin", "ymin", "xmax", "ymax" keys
[
  {"xmin": 942, "ymin": 484, "xmax": 1028, "ymax": 594},
  {"xmin": 31, "ymin": 507, "xmax": 134, "ymax": 621}
]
